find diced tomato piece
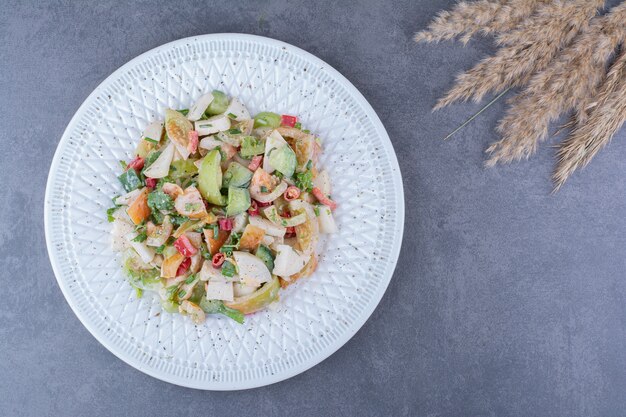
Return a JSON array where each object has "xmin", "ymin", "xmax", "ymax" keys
[
  {"xmin": 248, "ymin": 155, "xmax": 263, "ymax": 171},
  {"xmin": 212, "ymin": 252, "xmax": 226, "ymax": 268},
  {"xmin": 218, "ymin": 217, "xmax": 233, "ymax": 231},
  {"xmin": 127, "ymin": 188, "xmax": 151, "ymax": 225},
  {"xmin": 176, "ymin": 257, "xmax": 191, "ymax": 276},
  {"xmin": 312, "ymin": 187, "xmax": 337, "ymax": 210},
  {"xmin": 280, "ymin": 114, "xmax": 297, "ymax": 127},
  {"xmin": 127, "ymin": 156, "xmax": 145, "ymax": 172},
  {"xmin": 247, "ymin": 200, "xmax": 259, "ymax": 216},
  {"xmin": 145, "ymin": 177, "xmax": 157, "ymax": 188},
  {"xmin": 187, "ymin": 130, "xmax": 199, "ymax": 154},
  {"xmin": 174, "ymin": 234, "xmax": 197, "ymax": 257},
  {"xmin": 285, "ymin": 226, "xmax": 296, "ymax": 238},
  {"xmin": 283, "ymin": 185, "xmax": 301, "ymax": 201}
]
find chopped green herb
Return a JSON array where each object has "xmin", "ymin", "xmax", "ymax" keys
[
  {"xmin": 143, "ymin": 150, "xmax": 161, "ymax": 171},
  {"xmin": 200, "ymin": 243, "xmax": 211, "ymax": 260},
  {"xmin": 314, "ymin": 206, "xmax": 321, "ymax": 217},
  {"xmin": 177, "ymin": 109, "xmax": 189, "ymax": 116},
  {"xmin": 306, "ymin": 159, "xmax": 313, "ymax": 170},
  {"xmin": 155, "ymin": 244, "xmax": 166, "ymax": 254},
  {"xmin": 220, "ymin": 247, "xmax": 233, "ymax": 257},
  {"xmin": 170, "ymin": 214, "xmax": 190, "ymax": 226},
  {"xmin": 227, "ymin": 113, "xmax": 238, "ymax": 119},
  {"xmin": 204, "ymin": 224, "xmax": 219, "ymax": 240},
  {"xmin": 184, "ymin": 274, "xmax": 196, "ymax": 284},
  {"xmin": 147, "ymin": 190, "xmax": 174, "ymax": 212},
  {"xmin": 295, "ymin": 170, "xmax": 314, "ymax": 192},
  {"xmin": 227, "ymin": 128, "xmax": 242, "ymax": 135},
  {"xmin": 144, "ymin": 137, "xmax": 158, "ymax": 144},
  {"xmin": 106, "ymin": 206, "xmax": 119, "ymax": 222},
  {"xmin": 294, "ymin": 122, "xmax": 302, "ymax": 130},
  {"xmin": 303, "ymin": 129, "xmax": 310, "ymax": 134},
  {"xmin": 150, "ymin": 210, "xmax": 164, "ymax": 225},
  {"xmin": 260, "ymin": 185, "xmax": 268, "ymax": 193},
  {"xmin": 132, "ymin": 232, "xmax": 147, "ymax": 242},
  {"xmin": 221, "ymin": 261, "xmax": 236, "ymax": 277},
  {"xmin": 177, "ymin": 289, "xmax": 187, "ymax": 298},
  {"xmin": 281, "ymin": 220, "xmax": 288, "ymax": 226},
  {"xmin": 119, "ymin": 160, "xmax": 128, "ymax": 170}
]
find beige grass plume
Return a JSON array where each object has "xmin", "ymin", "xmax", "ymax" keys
[
  {"xmin": 553, "ymin": 50, "xmax": 626, "ymax": 191},
  {"xmin": 414, "ymin": 0, "xmax": 548, "ymax": 45},
  {"xmin": 434, "ymin": 0, "xmax": 604, "ymax": 111},
  {"xmin": 414, "ymin": 1, "xmax": 503, "ymax": 44},
  {"xmin": 485, "ymin": 3, "xmax": 626, "ymax": 166}
]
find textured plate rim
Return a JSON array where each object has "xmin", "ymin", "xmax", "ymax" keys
[{"xmin": 44, "ymin": 33, "xmax": 405, "ymax": 390}]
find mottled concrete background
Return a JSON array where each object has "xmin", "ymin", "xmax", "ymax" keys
[{"xmin": 2, "ymin": 1, "xmax": 626, "ymax": 416}]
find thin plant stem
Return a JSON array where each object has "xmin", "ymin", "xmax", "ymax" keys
[{"xmin": 442, "ymin": 87, "xmax": 511, "ymax": 141}]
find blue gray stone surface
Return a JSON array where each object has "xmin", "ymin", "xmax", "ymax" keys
[{"xmin": 2, "ymin": 0, "xmax": 626, "ymax": 416}]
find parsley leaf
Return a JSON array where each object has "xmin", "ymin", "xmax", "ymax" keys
[
  {"xmin": 106, "ymin": 206, "xmax": 120, "ymax": 222},
  {"xmin": 295, "ymin": 170, "xmax": 314, "ymax": 192},
  {"xmin": 147, "ymin": 190, "xmax": 174, "ymax": 212}
]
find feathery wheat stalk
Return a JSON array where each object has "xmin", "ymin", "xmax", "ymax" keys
[
  {"xmin": 434, "ymin": 0, "xmax": 604, "ymax": 110},
  {"xmin": 414, "ymin": 0, "xmax": 549, "ymax": 45},
  {"xmin": 553, "ymin": 50, "xmax": 626, "ymax": 191},
  {"xmin": 485, "ymin": 3, "xmax": 626, "ymax": 166}
]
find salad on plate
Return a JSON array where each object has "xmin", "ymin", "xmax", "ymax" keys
[{"xmin": 107, "ymin": 90, "xmax": 337, "ymax": 324}]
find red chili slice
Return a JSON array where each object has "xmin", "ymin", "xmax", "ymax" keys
[
  {"xmin": 218, "ymin": 217, "xmax": 233, "ymax": 231},
  {"xmin": 212, "ymin": 252, "xmax": 226, "ymax": 268},
  {"xmin": 283, "ymin": 185, "xmax": 301, "ymax": 201},
  {"xmin": 145, "ymin": 177, "xmax": 157, "ymax": 188},
  {"xmin": 176, "ymin": 257, "xmax": 191, "ymax": 276},
  {"xmin": 126, "ymin": 156, "xmax": 145, "ymax": 172},
  {"xmin": 174, "ymin": 234, "xmax": 197, "ymax": 257},
  {"xmin": 311, "ymin": 187, "xmax": 337, "ymax": 210},
  {"xmin": 280, "ymin": 114, "xmax": 297, "ymax": 127}
]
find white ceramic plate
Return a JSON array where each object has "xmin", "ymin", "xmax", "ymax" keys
[{"xmin": 45, "ymin": 34, "xmax": 404, "ymax": 390}]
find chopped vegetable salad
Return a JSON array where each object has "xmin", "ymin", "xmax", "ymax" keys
[{"xmin": 108, "ymin": 90, "xmax": 337, "ymax": 324}]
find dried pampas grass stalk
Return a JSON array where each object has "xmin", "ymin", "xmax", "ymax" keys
[
  {"xmin": 485, "ymin": 3, "xmax": 626, "ymax": 165},
  {"xmin": 414, "ymin": 0, "xmax": 549, "ymax": 45},
  {"xmin": 433, "ymin": 0, "xmax": 603, "ymax": 110},
  {"xmin": 492, "ymin": 0, "xmax": 552, "ymax": 44},
  {"xmin": 553, "ymin": 50, "xmax": 626, "ymax": 191},
  {"xmin": 414, "ymin": 1, "xmax": 503, "ymax": 44}
]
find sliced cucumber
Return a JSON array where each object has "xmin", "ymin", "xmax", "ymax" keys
[
  {"xmin": 226, "ymin": 187, "xmax": 251, "ymax": 217},
  {"xmin": 240, "ymin": 136, "xmax": 265, "ymax": 158},
  {"xmin": 206, "ymin": 90, "xmax": 229, "ymax": 115},
  {"xmin": 198, "ymin": 149, "xmax": 226, "ymax": 206},
  {"xmin": 268, "ymin": 145, "xmax": 297, "ymax": 178},
  {"xmin": 223, "ymin": 162, "xmax": 253, "ymax": 188},
  {"xmin": 169, "ymin": 159, "xmax": 198, "ymax": 179},
  {"xmin": 253, "ymin": 112, "xmax": 281, "ymax": 128},
  {"xmin": 254, "ymin": 244, "xmax": 275, "ymax": 272}
]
